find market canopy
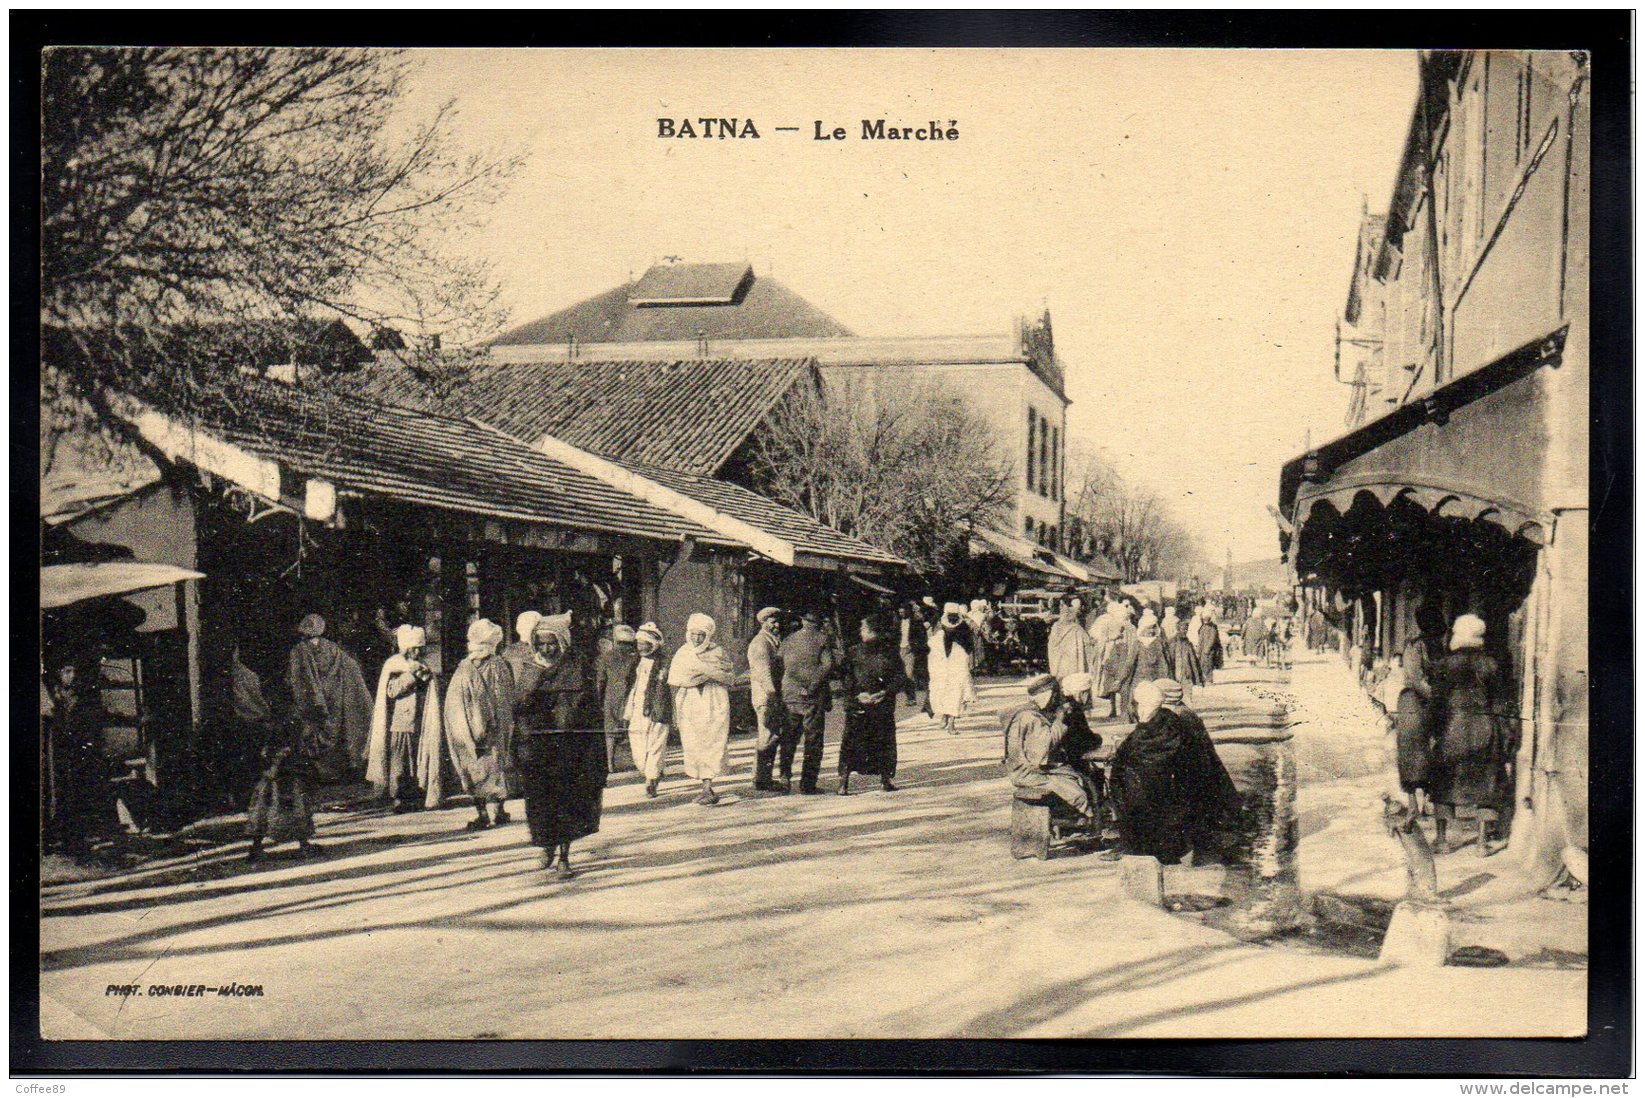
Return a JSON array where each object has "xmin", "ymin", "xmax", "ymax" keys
[
  {"xmin": 41, "ymin": 562, "xmax": 205, "ymax": 610},
  {"xmin": 968, "ymin": 526, "xmax": 1080, "ymax": 585},
  {"xmin": 1278, "ymin": 326, "xmax": 1567, "ymax": 574}
]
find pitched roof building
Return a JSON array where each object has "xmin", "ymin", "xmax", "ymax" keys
[
  {"xmin": 482, "ymin": 261, "xmax": 1082, "ymax": 584},
  {"xmin": 492, "ymin": 262, "xmax": 855, "ymax": 346}
]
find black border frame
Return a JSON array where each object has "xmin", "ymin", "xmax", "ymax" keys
[{"xmin": 11, "ymin": 9, "xmax": 1632, "ymax": 1078}]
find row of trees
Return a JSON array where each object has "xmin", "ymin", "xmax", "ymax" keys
[
  {"xmin": 747, "ymin": 375, "xmax": 1015, "ymax": 573},
  {"xmin": 1063, "ymin": 446, "xmax": 1207, "ymax": 584},
  {"xmin": 744, "ymin": 376, "xmax": 1205, "ymax": 582}
]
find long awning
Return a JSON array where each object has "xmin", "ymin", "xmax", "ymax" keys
[
  {"xmin": 42, "ymin": 562, "xmax": 205, "ymax": 609},
  {"xmin": 1279, "ymin": 326, "xmax": 1567, "ymax": 564},
  {"xmin": 969, "ymin": 526, "xmax": 1086, "ymax": 585}
]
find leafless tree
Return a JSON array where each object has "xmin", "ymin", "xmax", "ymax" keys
[
  {"xmin": 1065, "ymin": 443, "xmax": 1205, "ymax": 583},
  {"xmin": 40, "ymin": 47, "xmax": 521, "ymax": 467},
  {"xmin": 747, "ymin": 374, "xmax": 1014, "ymax": 571}
]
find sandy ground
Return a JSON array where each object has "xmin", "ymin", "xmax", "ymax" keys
[{"xmin": 39, "ymin": 661, "xmax": 1584, "ymax": 1041}]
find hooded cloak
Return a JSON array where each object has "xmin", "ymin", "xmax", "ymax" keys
[
  {"xmin": 287, "ymin": 628, "xmax": 374, "ymax": 781},
  {"xmin": 366, "ymin": 625, "xmax": 444, "ymax": 805},
  {"xmin": 442, "ymin": 619, "xmax": 516, "ymax": 801},
  {"xmin": 668, "ymin": 613, "xmax": 735, "ymax": 779}
]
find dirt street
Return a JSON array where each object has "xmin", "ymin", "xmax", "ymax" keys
[{"xmin": 39, "ymin": 664, "xmax": 1583, "ymax": 1040}]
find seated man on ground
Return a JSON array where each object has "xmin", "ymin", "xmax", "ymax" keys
[
  {"xmin": 1154, "ymin": 677, "xmax": 1242, "ymax": 861},
  {"xmin": 1001, "ymin": 674, "xmax": 1099, "ymax": 831},
  {"xmin": 1106, "ymin": 679, "xmax": 1242, "ymax": 864}
]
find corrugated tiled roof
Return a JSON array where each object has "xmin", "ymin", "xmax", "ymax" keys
[
  {"xmin": 615, "ymin": 459, "xmax": 906, "ymax": 568},
  {"xmin": 492, "ymin": 272, "xmax": 856, "ymax": 345},
  {"xmin": 170, "ymin": 377, "xmax": 739, "ymax": 548},
  {"xmin": 337, "ymin": 357, "xmax": 816, "ymax": 477}
]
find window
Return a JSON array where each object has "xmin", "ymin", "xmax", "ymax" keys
[
  {"xmin": 1025, "ymin": 515, "xmax": 1035, "ymax": 538},
  {"xmin": 1049, "ymin": 424, "xmax": 1060, "ymax": 502},
  {"xmin": 1025, "ymin": 409, "xmax": 1037, "ymax": 494},
  {"xmin": 1038, "ymin": 415, "xmax": 1050, "ymax": 499}
]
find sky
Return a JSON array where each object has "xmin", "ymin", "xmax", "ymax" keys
[{"xmin": 402, "ymin": 48, "xmax": 1418, "ymax": 564}]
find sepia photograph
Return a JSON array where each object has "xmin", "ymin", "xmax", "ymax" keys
[{"xmin": 18, "ymin": 15, "xmax": 1629, "ymax": 1077}]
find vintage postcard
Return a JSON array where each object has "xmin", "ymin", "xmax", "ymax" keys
[{"xmin": 24, "ymin": 26, "xmax": 1622, "ymax": 1074}]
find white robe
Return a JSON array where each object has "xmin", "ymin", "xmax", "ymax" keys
[
  {"xmin": 366, "ymin": 654, "xmax": 445, "ymax": 807},
  {"xmin": 926, "ymin": 627, "xmax": 976, "ymax": 718},
  {"xmin": 668, "ymin": 644, "xmax": 732, "ymax": 779},
  {"xmin": 624, "ymin": 655, "xmax": 670, "ymax": 782}
]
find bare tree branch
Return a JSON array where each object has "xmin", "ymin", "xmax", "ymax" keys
[
  {"xmin": 1064, "ymin": 443, "xmax": 1205, "ymax": 583},
  {"xmin": 41, "ymin": 46, "xmax": 523, "ymax": 469},
  {"xmin": 747, "ymin": 375, "xmax": 1013, "ymax": 572}
]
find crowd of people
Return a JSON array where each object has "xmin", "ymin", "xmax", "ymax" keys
[
  {"xmin": 1045, "ymin": 591, "xmax": 1227, "ymax": 721},
  {"xmin": 45, "ymin": 583, "xmax": 1283, "ymax": 879},
  {"xmin": 204, "ymin": 592, "xmax": 1051, "ymax": 878}
]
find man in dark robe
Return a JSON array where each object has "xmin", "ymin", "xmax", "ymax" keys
[
  {"xmin": 837, "ymin": 612, "xmax": 908, "ymax": 795},
  {"xmin": 1055, "ymin": 673, "xmax": 1105, "ymax": 764},
  {"xmin": 512, "ymin": 613, "xmax": 606, "ymax": 879},
  {"xmin": 1431, "ymin": 613, "xmax": 1514, "ymax": 853},
  {"xmin": 1195, "ymin": 608, "xmax": 1224, "ymax": 682},
  {"xmin": 46, "ymin": 657, "xmax": 116, "ymax": 857},
  {"xmin": 1106, "ymin": 680, "xmax": 1240, "ymax": 864},
  {"xmin": 1165, "ymin": 615, "xmax": 1206, "ymax": 695},
  {"xmin": 593, "ymin": 624, "xmax": 639, "ymax": 774},
  {"xmin": 1157, "ymin": 678, "xmax": 1242, "ymax": 858},
  {"xmin": 245, "ymin": 706, "xmax": 320, "ymax": 862}
]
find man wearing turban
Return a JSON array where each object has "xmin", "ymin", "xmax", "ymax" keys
[
  {"xmin": 512, "ymin": 612, "xmax": 606, "ymax": 879},
  {"xmin": 926, "ymin": 602, "xmax": 977, "ymax": 733},
  {"xmin": 668, "ymin": 612, "xmax": 739, "ymax": 805},
  {"xmin": 366, "ymin": 624, "xmax": 443, "ymax": 812},
  {"xmin": 442, "ymin": 618, "xmax": 516, "ymax": 831},
  {"xmin": 622, "ymin": 623, "xmax": 674, "ymax": 798},
  {"xmin": 1106, "ymin": 679, "xmax": 1239, "ymax": 864},
  {"xmin": 1091, "ymin": 596, "xmax": 1138, "ymax": 719},
  {"xmin": 1047, "ymin": 595, "xmax": 1097, "ymax": 683},
  {"xmin": 594, "ymin": 624, "xmax": 640, "ymax": 774},
  {"xmin": 287, "ymin": 612, "xmax": 375, "ymax": 782}
]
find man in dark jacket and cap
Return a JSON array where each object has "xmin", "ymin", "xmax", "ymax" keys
[
  {"xmin": 778, "ymin": 610, "xmax": 837, "ymax": 794},
  {"xmin": 1001, "ymin": 674, "xmax": 1097, "ymax": 824}
]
